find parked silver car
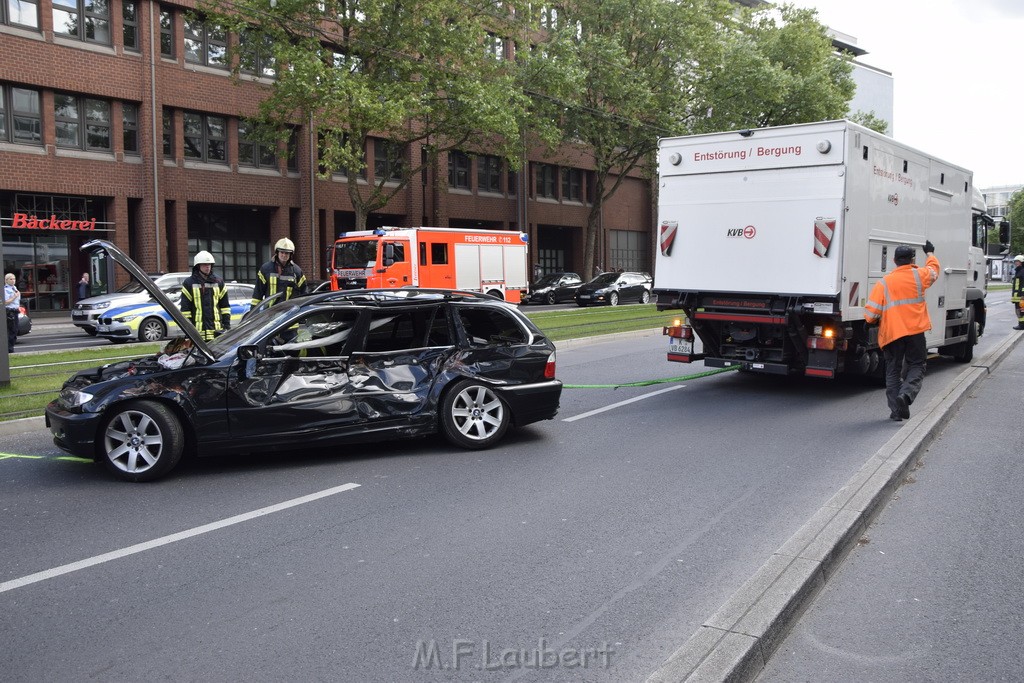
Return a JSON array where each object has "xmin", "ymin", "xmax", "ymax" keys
[{"xmin": 71, "ymin": 272, "xmax": 190, "ymax": 335}]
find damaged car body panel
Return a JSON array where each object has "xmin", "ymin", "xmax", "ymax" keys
[{"xmin": 45, "ymin": 241, "xmax": 562, "ymax": 482}]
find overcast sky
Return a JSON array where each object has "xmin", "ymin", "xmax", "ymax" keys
[{"xmin": 790, "ymin": 0, "xmax": 1022, "ymax": 189}]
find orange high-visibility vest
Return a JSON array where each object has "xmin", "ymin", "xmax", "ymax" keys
[{"xmin": 863, "ymin": 253, "xmax": 939, "ymax": 348}]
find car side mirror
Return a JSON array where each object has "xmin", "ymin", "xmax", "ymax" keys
[{"xmin": 237, "ymin": 345, "xmax": 261, "ymax": 361}]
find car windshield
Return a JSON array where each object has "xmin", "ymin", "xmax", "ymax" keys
[
  {"xmin": 114, "ymin": 278, "xmax": 151, "ymax": 294},
  {"xmin": 206, "ymin": 298, "xmax": 306, "ymax": 356},
  {"xmin": 333, "ymin": 241, "xmax": 378, "ymax": 269},
  {"xmin": 590, "ymin": 273, "xmax": 619, "ymax": 286},
  {"xmin": 533, "ymin": 275, "xmax": 560, "ymax": 287}
]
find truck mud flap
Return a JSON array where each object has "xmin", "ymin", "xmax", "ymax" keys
[{"xmin": 704, "ymin": 357, "xmax": 790, "ymax": 375}]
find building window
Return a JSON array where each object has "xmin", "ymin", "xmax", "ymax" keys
[
  {"xmin": 52, "ymin": 0, "xmax": 110, "ymax": 44},
  {"xmin": 238, "ymin": 120, "xmax": 277, "ymax": 169},
  {"xmin": 162, "ymin": 107, "xmax": 173, "ymax": 157},
  {"xmin": 448, "ymin": 151, "xmax": 470, "ymax": 189},
  {"xmin": 0, "ymin": 85, "xmax": 42, "ymax": 145},
  {"xmin": 539, "ymin": 4, "xmax": 557, "ymax": 29},
  {"xmin": 183, "ymin": 17, "xmax": 226, "ymax": 68},
  {"xmin": 159, "ymin": 6, "xmax": 174, "ymax": 57},
  {"xmin": 240, "ymin": 30, "xmax": 276, "ymax": 78},
  {"xmin": 122, "ymin": 102, "xmax": 138, "ymax": 154},
  {"xmin": 373, "ymin": 138, "xmax": 404, "ymax": 182},
  {"xmin": 286, "ymin": 126, "xmax": 299, "ymax": 171},
  {"xmin": 536, "ymin": 163, "xmax": 556, "ymax": 199},
  {"xmin": 561, "ymin": 167, "xmax": 582, "ymax": 202},
  {"xmin": 183, "ymin": 111, "xmax": 227, "ymax": 163},
  {"xmin": 122, "ymin": 0, "xmax": 137, "ymax": 49},
  {"xmin": 478, "ymin": 155, "xmax": 502, "ymax": 193},
  {"xmin": 54, "ymin": 93, "xmax": 111, "ymax": 151},
  {"xmin": 3, "ymin": 0, "xmax": 40, "ymax": 28},
  {"xmin": 485, "ymin": 32, "xmax": 504, "ymax": 59},
  {"xmin": 609, "ymin": 229, "xmax": 647, "ymax": 273}
]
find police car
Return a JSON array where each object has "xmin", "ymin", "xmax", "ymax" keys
[{"xmin": 94, "ymin": 283, "xmax": 254, "ymax": 343}]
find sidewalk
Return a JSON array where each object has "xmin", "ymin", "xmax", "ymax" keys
[
  {"xmin": 647, "ymin": 329, "xmax": 1023, "ymax": 682},
  {"xmin": 26, "ymin": 310, "xmax": 78, "ymax": 334},
  {"xmin": 760, "ymin": 336, "xmax": 1024, "ymax": 681}
]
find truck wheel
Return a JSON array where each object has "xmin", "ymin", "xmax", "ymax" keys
[
  {"xmin": 486, "ymin": 289, "xmax": 504, "ymax": 301},
  {"xmin": 952, "ymin": 309, "xmax": 976, "ymax": 363}
]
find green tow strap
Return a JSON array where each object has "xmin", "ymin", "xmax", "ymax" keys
[{"xmin": 564, "ymin": 364, "xmax": 739, "ymax": 389}]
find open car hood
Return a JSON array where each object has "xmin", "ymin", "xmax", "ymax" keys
[{"xmin": 81, "ymin": 239, "xmax": 216, "ymax": 361}]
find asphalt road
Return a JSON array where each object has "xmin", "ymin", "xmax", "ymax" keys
[{"xmin": 1, "ymin": 292, "xmax": 1018, "ymax": 682}]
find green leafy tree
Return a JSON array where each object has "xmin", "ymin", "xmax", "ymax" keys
[
  {"xmin": 201, "ymin": 0, "xmax": 543, "ymax": 230},
  {"xmin": 849, "ymin": 110, "xmax": 889, "ymax": 135},
  {"xmin": 539, "ymin": 0, "xmax": 732, "ymax": 276},
  {"xmin": 689, "ymin": 4, "xmax": 854, "ymax": 133},
  {"xmin": 1006, "ymin": 189, "xmax": 1024, "ymax": 255}
]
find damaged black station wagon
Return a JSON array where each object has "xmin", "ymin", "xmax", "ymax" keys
[{"xmin": 46, "ymin": 241, "xmax": 562, "ymax": 482}]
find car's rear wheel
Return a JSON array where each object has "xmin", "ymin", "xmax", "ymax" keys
[
  {"xmin": 138, "ymin": 317, "xmax": 167, "ymax": 342},
  {"xmin": 441, "ymin": 380, "xmax": 510, "ymax": 449},
  {"xmin": 100, "ymin": 401, "xmax": 184, "ymax": 482},
  {"xmin": 609, "ymin": 292, "xmax": 619, "ymax": 306}
]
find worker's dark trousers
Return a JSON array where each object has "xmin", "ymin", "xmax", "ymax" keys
[{"xmin": 882, "ymin": 333, "xmax": 928, "ymax": 416}]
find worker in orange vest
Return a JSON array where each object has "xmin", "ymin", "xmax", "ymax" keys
[{"xmin": 863, "ymin": 242, "xmax": 939, "ymax": 422}]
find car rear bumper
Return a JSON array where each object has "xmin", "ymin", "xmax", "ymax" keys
[
  {"xmin": 499, "ymin": 379, "xmax": 562, "ymax": 425},
  {"xmin": 45, "ymin": 406, "xmax": 101, "ymax": 459}
]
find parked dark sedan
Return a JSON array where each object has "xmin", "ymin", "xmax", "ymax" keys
[
  {"xmin": 574, "ymin": 271, "xmax": 652, "ymax": 306},
  {"xmin": 46, "ymin": 240, "xmax": 562, "ymax": 482},
  {"xmin": 525, "ymin": 272, "xmax": 583, "ymax": 305}
]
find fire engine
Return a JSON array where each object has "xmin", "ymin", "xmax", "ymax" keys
[{"xmin": 329, "ymin": 227, "xmax": 529, "ymax": 303}]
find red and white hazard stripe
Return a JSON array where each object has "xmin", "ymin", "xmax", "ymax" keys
[
  {"xmin": 813, "ymin": 218, "xmax": 836, "ymax": 258},
  {"xmin": 660, "ymin": 221, "xmax": 678, "ymax": 257}
]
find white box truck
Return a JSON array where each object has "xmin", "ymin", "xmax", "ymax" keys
[{"xmin": 654, "ymin": 120, "xmax": 988, "ymax": 378}]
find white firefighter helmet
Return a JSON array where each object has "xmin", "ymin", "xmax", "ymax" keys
[
  {"xmin": 275, "ymin": 238, "xmax": 295, "ymax": 253},
  {"xmin": 193, "ymin": 250, "xmax": 215, "ymax": 266},
  {"xmin": 1014, "ymin": 254, "xmax": 1024, "ymax": 263}
]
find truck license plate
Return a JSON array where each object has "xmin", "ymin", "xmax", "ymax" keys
[{"xmin": 668, "ymin": 340, "xmax": 693, "ymax": 354}]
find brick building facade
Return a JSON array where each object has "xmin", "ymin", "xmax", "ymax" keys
[{"xmin": 0, "ymin": 0, "xmax": 652, "ymax": 311}]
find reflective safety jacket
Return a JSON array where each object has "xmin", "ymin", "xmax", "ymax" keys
[
  {"xmin": 1012, "ymin": 264, "xmax": 1024, "ymax": 303},
  {"xmin": 863, "ymin": 253, "xmax": 939, "ymax": 348},
  {"xmin": 180, "ymin": 268, "xmax": 231, "ymax": 342},
  {"xmin": 252, "ymin": 258, "xmax": 307, "ymax": 308}
]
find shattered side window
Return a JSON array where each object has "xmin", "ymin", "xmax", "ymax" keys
[
  {"xmin": 456, "ymin": 306, "xmax": 527, "ymax": 346},
  {"xmin": 269, "ymin": 309, "xmax": 360, "ymax": 356},
  {"xmin": 362, "ymin": 305, "xmax": 449, "ymax": 352}
]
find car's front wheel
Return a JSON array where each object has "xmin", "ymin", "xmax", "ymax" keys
[
  {"xmin": 100, "ymin": 401, "xmax": 184, "ymax": 482},
  {"xmin": 441, "ymin": 380, "xmax": 510, "ymax": 449},
  {"xmin": 640, "ymin": 290, "xmax": 651, "ymax": 304},
  {"xmin": 546, "ymin": 291, "xmax": 556, "ymax": 305},
  {"xmin": 609, "ymin": 292, "xmax": 619, "ymax": 306},
  {"xmin": 138, "ymin": 317, "xmax": 167, "ymax": 342},
  {"xmin": 84, "ymin": 328, "xmax": 98, "ymax": 336}
]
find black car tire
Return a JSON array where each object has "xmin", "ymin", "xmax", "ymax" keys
[
  {"xmin": 640, "ymin": 290, "xmax": 651, "ymax": 304},
  {"xmin": 546, "ymin": 291, "xmax": 556, "ymax": 305},
  {"xmin": 101, "ymin": 401, "xmax": 184, "ymax": 482},
  {"xmin": 84, "ymin": 328, "xmax": 98, "ymax": 336},
  {"xmin": 609, "ymin": 292, "xmax": 619, "ymax": 306},
  {"xmin": 486, "ymin": 289, "xmax": 504, "ymax": 301},
  {"xmin": 441, "ymin": 380, "xmax": 510, "ymax": 449},
  {"xmin": 138, "ymin": 317, "xmax": 167, "ymax": 342}
]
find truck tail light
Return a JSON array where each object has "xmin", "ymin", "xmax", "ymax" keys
[
  {"xmin": 544, "ymin": 350, "xmax": 556, "ymax": 379},
  {"xmin": 663, "ymin": 319, "xmax": 693, "ymax": 339},
  {"xmin": 806, "ymin": 327, "xmax": 846, "ymax": 351}
]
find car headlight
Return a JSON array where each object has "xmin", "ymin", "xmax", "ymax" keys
[
  {"xmin": 114, "ymin": 314, "xmax": 139, "ymax": 323},
  {"xmin": 60, "ymin": 388, "xmax": 95, "ymax": 407},
  {"xmin": 96, "ymin": 301, "xmax": 110, "ymax": 310}
]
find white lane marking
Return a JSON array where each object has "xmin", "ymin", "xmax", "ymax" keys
[
  {"xmin": 0, "ymin": 482, "xmax": 361, "ymax": 594},
  {"xmin": 562, "ymin": 385, "xmax": 684, "ymax": 422}
]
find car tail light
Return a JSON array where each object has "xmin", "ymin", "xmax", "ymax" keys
[{"xmin": 544, "ymin": 350, "xmax": 556, "ymax": 379}]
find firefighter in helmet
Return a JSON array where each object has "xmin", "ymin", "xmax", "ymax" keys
[
  {"xmin": 180, "ymin": 251, "xmax": 231, "ymax": 342},
  {"xmin": 252, "ymin": 237, "xmax": 307, "ymax": 308},
  {"xmin": 1011, "ymin": 254, "xmax": 1024, "ymax": 330}
]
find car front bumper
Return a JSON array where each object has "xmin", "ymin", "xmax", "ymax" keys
[{"xmin": 45, "ymin": 406, "xmax": 101, "ymax": 459}]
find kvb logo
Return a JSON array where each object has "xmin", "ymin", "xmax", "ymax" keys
[{"xmin": 727, "ymin": 225, "xmax": 756, "ymax": 239}]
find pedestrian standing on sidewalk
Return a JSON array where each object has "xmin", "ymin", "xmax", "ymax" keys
[
  {"xmin": 1011, "ymin": 254, "xmax": 1024, "ymax": 330},
  {"xmin": 4, "ymin": 273, "xmax": 21, "ymax": 353},
  {"xmin": 864, "ymin": 242, "xmax": 940, "ymax": 422}
]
